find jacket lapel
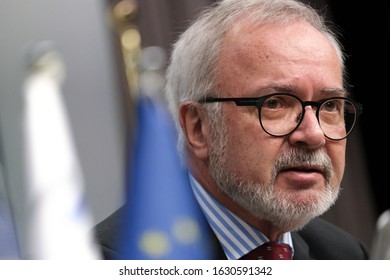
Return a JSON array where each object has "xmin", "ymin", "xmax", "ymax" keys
[{"xmin": 291, "ymin": 232, "xmax": 311, "ymax": 260}]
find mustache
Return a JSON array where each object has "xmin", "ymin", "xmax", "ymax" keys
[{"xmin": 273, "ymin": 148, "xmax": 334, "ymax": 182}]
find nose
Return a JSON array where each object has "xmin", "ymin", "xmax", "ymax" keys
[{"xmin": 287, "ymin": 107, "xmax": 326, "ymax": 149}]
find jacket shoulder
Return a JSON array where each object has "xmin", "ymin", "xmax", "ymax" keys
[
  {"xmin": 293, "ymin": 217, "xmax": 370, "ymax": 260},
  {"xmin": 92, "ymin": 206, "xmax": 127, "ymax": 260}
]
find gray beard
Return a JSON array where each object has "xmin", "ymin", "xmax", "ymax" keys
[{"xmin": 208, "ymin": 124, "xmax": 339, "ymax": 232}]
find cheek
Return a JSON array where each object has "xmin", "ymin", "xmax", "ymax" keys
[
  {"xmin": 224, "ymin": 120, "xmax": 281, "ymax": 182},
  {"xmin": 327, "ymin": 143, "xmax": 346, "ymax": 184},
  {"xmin": 330, "ymin": 148, "xmax": 345, "ymax": 183}
]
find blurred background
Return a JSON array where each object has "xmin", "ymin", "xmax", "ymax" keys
[{"xmin": 0, "ymin": 0, "xmax": 388, "ymax": 258}]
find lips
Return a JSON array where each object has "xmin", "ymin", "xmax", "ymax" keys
[
  {"xmin": 274, "ymin": 148, "xmax": 333, "ymax": 184},
  {"xmin": 278, "ymin": 165, "xmax": 325, "ymax": 187},
  {"xmin": 281, "ymin": 164, "xmax": 323, "ymax": 174}
]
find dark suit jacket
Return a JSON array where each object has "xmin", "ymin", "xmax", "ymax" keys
[{"xmin": 93, "ymin": 206, "xmax": 370, "ymax": 260}]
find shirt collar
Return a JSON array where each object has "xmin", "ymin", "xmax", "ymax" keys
[{"xmin": 188, "ymin": 173, "xmax": 294, "ymax": 260}]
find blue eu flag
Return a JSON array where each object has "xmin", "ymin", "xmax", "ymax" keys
[
  {"xmin": 0, "ymin": 163, "xmax": 20, "ymax": 259},
  {"xmin": 120, "ymin": 96, "xmax": 213, "ymax": 259}
]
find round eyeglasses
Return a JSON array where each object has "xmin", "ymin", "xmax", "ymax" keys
[{"xmin": 199, "ymin": 93, "xmax": 363, "ymax": 140}]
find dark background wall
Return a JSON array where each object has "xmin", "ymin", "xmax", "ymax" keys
[{"xmin": 327, "ymin": 0, "xmax": 390, "ymax": 217}]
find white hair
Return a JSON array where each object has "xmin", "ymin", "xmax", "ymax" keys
[{"xmin": 164, "ymin": 0, "xmax": 345, "ymax": 160}]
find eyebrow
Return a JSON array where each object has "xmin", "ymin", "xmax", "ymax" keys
[{"xmin": 321, "ymin": 87, "xmax": 348, "ymax": 97}]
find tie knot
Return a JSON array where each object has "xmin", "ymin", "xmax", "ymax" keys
[{"xmin": 240, "ymin": 241, "xmax": 292, "ymax": 260}]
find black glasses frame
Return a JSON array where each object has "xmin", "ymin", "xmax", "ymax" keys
[{"xmin": 199, "ymin": 93, "xmax": 363, "ymax": 140}]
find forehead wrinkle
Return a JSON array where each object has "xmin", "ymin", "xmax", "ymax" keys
[{"xmin": 243, "ymin": 83, "xmax": 346, "ymax": 100}]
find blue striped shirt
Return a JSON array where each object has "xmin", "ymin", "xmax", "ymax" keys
[{"xmin": 189, "ymin": 173, "xmax": 294, "ymax": 260}]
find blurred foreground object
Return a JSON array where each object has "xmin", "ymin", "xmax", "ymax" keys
[
  {"xmin": 0, "ymin": 162, "xmax": 20, "ymax": 259},
  {"xmin": 119, "ymin": 40, "xmax": 213, "ymax": 259},
  {"xmin": 119, "ymin": 95, "xmax": 214, "ymax": 259},
  {"xmin": 110, "ymin": 1, "xmax": 214, "ymax": 259},
  {"xmin": 22, "ymin": 41, "xmax": 101, "ymax": 259},
  {"xmin": 371, "ymin": 209, "xmax": 390, "ymax": 259}
]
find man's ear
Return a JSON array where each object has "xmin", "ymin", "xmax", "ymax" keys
[{"xmin": 179, "ymin": 103, "xmax": 209, "ymax": 160}]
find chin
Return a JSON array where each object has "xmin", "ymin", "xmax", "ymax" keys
[
  {"xmin": 254, "ymin": 188, "xmax": 338, "ymax": 232},
  {"xmin": 288, "ymin": 188, "xmax": 325, "ymax": 205}
]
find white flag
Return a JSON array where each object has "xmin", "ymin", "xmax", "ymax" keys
[{"xmin": 23, "ymin": 41, "xmax": 101, "ymax": 259}]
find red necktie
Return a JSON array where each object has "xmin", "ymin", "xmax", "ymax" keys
[{"xmin": 240, "ymin": 241, "xmax": 292, "ymax": 260}]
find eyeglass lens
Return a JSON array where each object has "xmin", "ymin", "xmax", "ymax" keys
[{"xmin": 259, "ymin": 94, "xmax": 357, "ymax": 140}]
